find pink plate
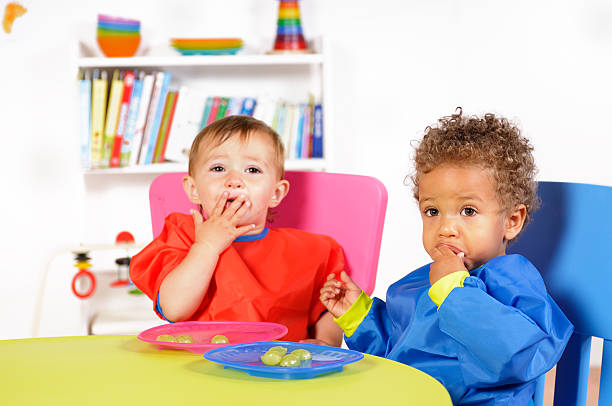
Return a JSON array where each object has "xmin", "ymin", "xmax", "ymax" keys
[{"xmin": 137, "ymin": 321, "xmax": 288, "ymax": 353}]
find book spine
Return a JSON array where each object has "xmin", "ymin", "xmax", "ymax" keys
[
  {"xmin": 290, "ymin": 104, "xmax": 303, "ymax": 159},
  {"xmin": 226, "ymin": 97, "xmax": 242, "ymax": 117},
  {"xmin": 129, "ymin": 73, "xmax": 154, "ymax": 166},
  {"xmin": 206, "ymin": 96, "xmax": 221, "ymax": 125},
  {"xmin": 78, "ymin": 70, "xmax": 92, "ymax": 169},
  {"xmin": 120, "ymin": 72, "xmax": 144, "ymax": 166},
  {"xmin": 306, "ymin": 94, "xmax": 315, "ymax": 158},
  {"xmin": 281, "ymin": 104, "xmax": 295, "ymax": 154},
  {"xmin": 301, "ymin": 104, "xmax": 311, "ymax": 158},
  {"xmin": 199, "ymin": 96, "xmax": 213, "ymax": 129},
  {"xmin": 143, "ymin": 72, "xmax": 172, "ymax": 164},
  {"xmin": 101, "ymin": 70, "xmax": 124, "ymax": 168},
  {"xmin": 164, "ymin": 86, "xmax": 190, "ymax": 162},
  {"xmin": 152, "ymin": 91, "xmax": 177, "ymax": 163},
  {"xmin": 110, "ymin": 71, "xmax": 135, "ymax": 167},
  {"xmin": 240, "ymin": 97, "xmax": 257, "ymax": 116},
  {"xmin": 274, "ymin": 102, "xmax": 287, "ymax": 137},
  {"xmin": 215, "ymin": 97, "xmax": 229, "ymax": 120},
  {"xmin": 138, "ymin": 72, "xmax": 164, "ymax": 165},
  {"xmin": 271, "ymin": 100, "xmax": 282, "ymax": 132},
  {"xmin": 157, "ymin": 91, "xmax": 179, "ymax": 163},
  {"xmin": 90, "ymin": 69, "xmax": 108, "ymax": 169},
  {"xmin": 312, "ymin": 104, "xmax": 323, "ymax": 158}
]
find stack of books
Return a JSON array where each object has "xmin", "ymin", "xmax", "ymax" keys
[{"xmin": 78, "ymin": 69, "xmax": 324, "ymax": 169}]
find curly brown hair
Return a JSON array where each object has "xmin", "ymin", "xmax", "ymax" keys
[
  {"xmin": 188, "ymin": 115, "xmax": 285, "ymax": 178},
  {"xmin": 410, "ymin": 108, "xmax": 539, "ymax": 228}
]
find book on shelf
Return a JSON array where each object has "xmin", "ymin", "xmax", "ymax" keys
[
  {"xmin": 305, "ymin": 95, "xmax": 315, "ymax": 158},
  {"xmin": 101, "ymin": 70, "xmax": 124, "ymax": 168},
  {"xmin": 312, "ymin": 104, "xmax": 323, "ymax": 158},
  {"xmin": 300, "ymin": 102, "xmax": 312, "ymax": 159},
  {"xmin": 139, "ymin": 71, "xmax": 171, "ymax": 165},
  {"xmin": 110, "ymin": 70, "xmax": 135, "ymax": 168},
  {"xmin": 199, "ymin": 96, "xmax": 213, "ymax": 130},
  {"xmin": 120, "ymin": 71, "xmax": 143, "ymax": 166},
  {"xmin": 90, "ymin": 69, "xmax": 108, "ymax": 168},
  {"xmin": 281, "ymin": 103, "xmax": 296, "ymax": 157},
  {"xmin": 215, "ymin": 97, "xmax": 230, "ymax": 120},
  {"xmin": 240, "ymin": 97, "xmax": 257, "ymax": 116},
  {"xmin": 226, "ymin": 97, "xmax": 243, "ymax": 117},
  {"xmin": 127, "ymin": 72, "xmax": 155, "ymax": 166},
  {"xmin": 165, "ymin": 86, "xmax": 206, "ymax": 163},
  {"xmin": 79, "ymin": 69, "xmax": 324, "ymax": 168},
  {"xmin": 271, "ymin": 101, "xmax": 286, "ymax": 136},
  {"xmin": 253, "ymin": 96, "xmax": 276, "ymax": 127},
  {"xmin": 206, "ymin": 96, "xmax": 221, "ymax": 126},
  {"xmin": 152, "ymin": 90, "xmax": 179, "ymax": 163},
  {"xmin": 78, "ymin": 70, "xmax": 91, "ymax": 169}
]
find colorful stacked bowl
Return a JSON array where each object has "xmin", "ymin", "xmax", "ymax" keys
[
  {"xmin": 97, "ymin": 14, "xmax": 141, "ymax": 57},
  {"xmin": 170, "ymin": 38, "xmax": 243, "ymax": 55}
]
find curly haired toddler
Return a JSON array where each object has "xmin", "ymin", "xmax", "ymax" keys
[{"xmin": 320, "ymin": 109, "xmax": 573, "ymax": 405}]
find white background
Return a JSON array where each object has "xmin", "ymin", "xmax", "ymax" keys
[{"xmin": 2, "ymin": 0, "xmax": 612, "ymax": 340}]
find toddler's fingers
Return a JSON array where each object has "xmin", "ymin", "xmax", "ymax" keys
[
  {"xmin": 339, "ymin": 271, "xmax": 360, "ymax": 291},
  {"xmin": 190, "ymin": 209, "xmax": 204, "ymax": 224},
  {"xmin": 320, "ymin": 283, "xmax": 341, "ymax": 295},
  {"xmin": 229, "ymin": 196, "xmax": 251, "ymax": 223},
  {"xmin": 234, "ymin": 223, "xmax": 256, "ymax": 236},
  {"xmin": 211, "ymin": 191, "xmax": 229, "ymax": 217}
]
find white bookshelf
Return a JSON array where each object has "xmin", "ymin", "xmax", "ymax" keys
[
  {"xmin": 75, "ymin": 39, "xmax": 333, "ymax": 335},
  {"xmin": 77, "ymin": 37, "xmax": 333, "ymax": 174}
]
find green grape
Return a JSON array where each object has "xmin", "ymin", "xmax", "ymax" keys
[
  {"xmin": 268, "ymin": 346, "xmax": 287, "ymax": 356},
  {"xmin": 176, "ymin": 334, "xmax": 194, "ymax": 343},
  {"xmin": 210, "ymin": 334, "xmax": 229, "ymax": 344},
  {"xmin": 291, "ymin": 349, "xmax": 312, "ymax": 361},
  {"xmin": 279, "ymin": 354, "xmax": 300, "ymax": 368},
  {"xmin": 156, "ymin": 334, "xmax": 176, "ymax": 342},
  {"xmin": 261, "ymin": 351, "xmax": 282, "ymax": 366}
]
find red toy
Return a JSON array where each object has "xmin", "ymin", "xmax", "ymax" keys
[{"xmin": 71, "ymin": 231, "xmax": 139, "ymax": 299}]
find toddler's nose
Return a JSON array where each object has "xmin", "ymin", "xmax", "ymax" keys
[
  {"xmin": 225, "ymin": 171, "xmax": 245, "ymax": 189},
  {"xmin": 439, "ymin": 215, "xmax": 458, "ymax": 237}
]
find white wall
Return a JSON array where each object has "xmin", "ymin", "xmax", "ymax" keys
[{"xmin": 2, "ymin": 0, "xmax": 612, "ymax": 341}]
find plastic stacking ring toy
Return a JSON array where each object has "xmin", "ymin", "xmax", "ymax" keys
[{"xmin": 71, "ymin": 269, "xmax": 96, "ymax": 299}]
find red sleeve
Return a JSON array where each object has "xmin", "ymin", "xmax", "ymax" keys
[
  {"xmin": 308, "ymin": 235, "xmax": 345, "ymax": 326},
  {"xmin": 129, "ymin": 213, "xmax": 194, "ymax": 317}
]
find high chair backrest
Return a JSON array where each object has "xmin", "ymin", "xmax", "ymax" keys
[
  {"xmin": 149, "ymin": 171, "xmax": 388, "ymax": 295},
  {"xmin": 508, "ymin": 181, "xmax": 612, "ymax": 406}
]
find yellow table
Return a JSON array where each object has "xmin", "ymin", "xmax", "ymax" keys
[{"xmin": 0, "ymin": 335, "xmax": 452, "ymax": 405}]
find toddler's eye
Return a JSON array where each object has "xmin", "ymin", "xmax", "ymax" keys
[
  {"xmin": 424, "ymin": 208, "xmax": 439, "ymax": 217},
  {"xmin": 246, "ymin": 167, "xmax": 261, "ymax": 174},
  {"xmin": 210, "ymin": 166, "xmax": 224, "ymax": 172},
  {"xmin": 461, "ymin": 207, "xmax": 477, "ymax": 216}
]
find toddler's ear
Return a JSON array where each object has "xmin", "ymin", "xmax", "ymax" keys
[
  {"xmin": 504, "ymin": 204, "xmax": 527, "ymax": 241},
  {"xmin": 269, "ymin": 179, "xmax": 290, "ymax": 208},
  {"xmin": 182, "ymin": 175, "xmax": 202, "ymax": 204}
]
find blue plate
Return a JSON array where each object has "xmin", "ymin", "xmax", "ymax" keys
[
  {"xmin": 173, "ymin": 48, "xmax": 241, "ymax": 56},
  {"xmin": 203, "ymin": 341, "xmax": 364, "ymax": 380}
]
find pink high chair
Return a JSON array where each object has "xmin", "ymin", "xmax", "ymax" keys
[{"xmin": 149, "ymin": 171, "xmax": 388, "ymax": 295}]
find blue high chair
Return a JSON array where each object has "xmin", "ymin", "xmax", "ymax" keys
[{"xmin": 508, "ymin": 181, "xmax": 612, "ymax": 406}]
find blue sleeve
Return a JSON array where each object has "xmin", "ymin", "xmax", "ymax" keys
[
  {"xmin": 156, "ymin": 294, "xmax": 172, "ymax": 322},
  {"xmin": 437, "ymin": 255, "xmax": 573, "ymax": 388},
  {"xmin": 344, "ymin": 297, "xmax": 393, "ymax": 356}
]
